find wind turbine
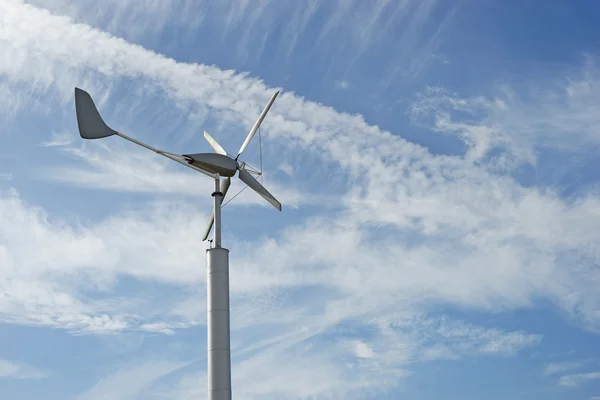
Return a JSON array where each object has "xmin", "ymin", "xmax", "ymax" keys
[{"xmin": 73, "ymin": 87, "xmax": 281, "ymax": 400}]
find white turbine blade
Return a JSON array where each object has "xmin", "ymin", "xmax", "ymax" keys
[
  {"xmin": 202, "ymin": 177, "xmax": 231, "ymax": 241},
  {"xmin": 238, "ymin": 168, "xmax": 282, "ymax": 211},
  {"xmin": 202, "ymin": 209, "xmax": 216, "ymax": 242},
  {"xmin": 237, "ymin": 90, "xmax": 280, "ymax": 158},
  {"xmin": 204, "ymin": 131, "xmax": 227, "ymax": 155},
  {"xmin": 74, "ymin": 88, "xmax": 117, "ymax": 139}
]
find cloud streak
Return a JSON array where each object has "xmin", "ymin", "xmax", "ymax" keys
[
  {"xmin": 544, "ymin": 361, "xmax": 585, "ymax": 376},
  {"xmin": 76, "ymin": 359, "xmax": 188, "ymax": 400},
  {"xmin": 0, "ymin": 359, "xmax": 48, "ymax": 380},
  {"xmin": 559, "ymin": 371, "xmax": 600, "ymax": 388}
]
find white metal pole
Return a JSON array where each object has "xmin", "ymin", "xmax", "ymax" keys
[
  {"xmin": 207, "ymin": 175, "xmax": 232, "ymax": 400},
  {"xmin": 213, "ymin": 176, "xmax": 222, "ymax": 248}
]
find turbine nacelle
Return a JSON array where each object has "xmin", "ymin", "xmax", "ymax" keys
[{"xmin": 183, "ymin": 153, "xmax": 238, "ymax": 177}]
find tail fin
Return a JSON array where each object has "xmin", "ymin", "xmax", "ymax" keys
[{"xmin": 74, "ymin": 88, "xmax": 117, "ymax": 139}]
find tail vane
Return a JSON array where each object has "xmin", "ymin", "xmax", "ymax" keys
[{"xmin": 74, "ymin": 88, "xmax": 117, "ymax": 139}]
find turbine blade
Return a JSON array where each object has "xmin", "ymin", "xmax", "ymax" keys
[
  {"xmin": 74, "ymin": 88, "xmax": 117, "ymax": 139},
  {"xmin": 238, "ymin": 168, "xmax": 282, "ymax": 211},
  {"xmin": 204, "ymin": 131, "xmax": 227, "ymax": 155},
  {"xmin": 202, "ymin": 177, "xmax": 231, "ymax": 241},
  {"xmin": 237, "ymin": 90, "xmax": 280, "ymax": 158},
  {"xmin": 202, "ymin": 209, "xmax": 215, "ymax": 242}
]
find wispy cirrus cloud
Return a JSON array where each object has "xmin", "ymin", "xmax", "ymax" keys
[
  {"xmin": 559, "ymin": 371, "xmax": 600, "ymax": 388},
  {"xmin": 170, "ymin": 315, "xmax": 539, "ymax": 400},
  {"xmin": 39, "ymin": 131, "xmax": 74, "ymax": 147},
  {"xmin": 0, "ymin": 359, "xmax": 48, "ymax": 380},
  {"xmin": 76, "ymin": 359, "xmax": 189, "ymax": 400},
  {"xmin": 0, "ymin": 188, "xmax": 206, "ymax": 332},
  {"xmin": 19, "ymin": 0, "xmax": 455, "ymax": 91},
  {"xmin": 544, "ymin": 361, "xmax": 585, "ymax": 376},
  {"xmin": 411, "ymin": 60, "xmax": 600, "ymax": 169},
  {"xmin": 26, "ymin": 0, "xmax": 206, "ymax": 43}
]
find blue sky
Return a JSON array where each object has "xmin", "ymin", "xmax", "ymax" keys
[{"xmin": 1, "ymin": 0, "xmax": 600, "ymax": 399}]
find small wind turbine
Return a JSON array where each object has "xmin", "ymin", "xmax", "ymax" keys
[{"xmin": 73, "ymin": 87, "xmax": 281, "ymax": 400}]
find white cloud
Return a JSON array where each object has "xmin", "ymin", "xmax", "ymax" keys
[
  {"xmin": 353, "ymin": 341, "xmax": 375, "ymax": 358},
  {"xmin": 559, "ymin": 371, "xmax": 600, "ymax": 388},
  {"xmin": 168, "ymin": 313, "xmax": 539, "ymax": 399},
  {"xmin": 335, "ymin": 80, "xmax": 349, "ymax": 90},
  {"xmin": 0, "ymin": 189, "xmax": 207, "ymax": 332},
  {"xmin": 314, "ymin": 0, "xmax": 452, "ymax": 80},
  {"xmin": 40, "ymin": 130, "xmax": 75, "ymax": 147},
  {"xmin": 0, "ymin": 359, "xmax": 48, "ymax": 379},
  {"xmin": 277, "ymin": 161, "xmax": 294, "ymax": 176},
  {"xmin": 76, "ymin": 359, "xmax": 188, "ymax": 400},
  {"xmin": 140, "ymin": 323, "xmax": 177, "ymax": 335},
  {"xmin": 0, "ymin": 184, "xmax": 547, "ymax": 397},
  {"xmin": 544, "ymin": 361, "xmax": 585, "ymax": 375},
  {"xmin": 1, "ymin": 0, "xmax": 455, "ymax": 109},
  {"xmin": 412, "ymin": 60, "xmax": 600, "ymax": 169}
]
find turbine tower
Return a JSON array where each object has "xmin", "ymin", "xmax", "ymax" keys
[{"xmin": 73, "ymin": 87, "xmax": 281, "ymax": 400}]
